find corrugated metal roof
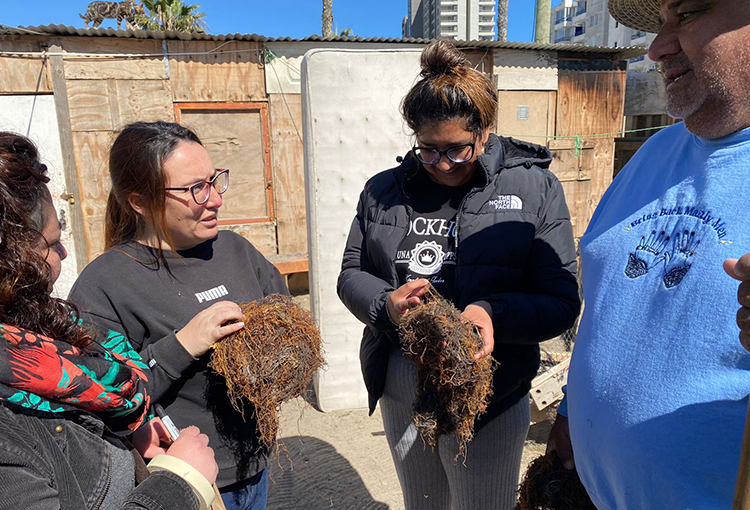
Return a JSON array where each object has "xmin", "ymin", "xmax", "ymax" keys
[{"xmin": 1, "ymin": 24, "xmax": 646, "ymax": 60}]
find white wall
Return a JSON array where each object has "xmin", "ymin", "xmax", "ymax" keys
[
  {"xmin": 0, "ymin": 95, "xmax": 78, "ymax": 298},
  {"xmin": 302, "ymin": 49, "xmax": 422, "ymax": 411}
]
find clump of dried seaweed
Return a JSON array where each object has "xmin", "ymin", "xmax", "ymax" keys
[
  {"xmin": 516, "ymin": 451, "xmax": 596, "ymax": 510},
  {"xmin": 399, "ymin": 285, "xmax": 495, "ymax": 458},
  {"xmin": 210, "ymin": 294, "xmax": 325, "ymax": 450}
]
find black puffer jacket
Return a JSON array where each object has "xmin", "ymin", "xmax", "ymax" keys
[{"xmin": 337, "ymin": 134, "xmax": 581, "ymax": 425}]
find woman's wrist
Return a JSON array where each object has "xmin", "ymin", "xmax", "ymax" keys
[{"xmin": 148, "ymin": 454, "xmax": 215, "ymax": 510}]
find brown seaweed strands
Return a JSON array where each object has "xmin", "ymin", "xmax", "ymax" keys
[
  {"xmin": 399, "ymin": 284, "xmax": 495, "ymax": 458},
  {"xmin": 210, "ymin": 294, "xmax": 325, "ymax": 450},
  {"xmin": 516, "ymin": 451, "xmax": 596, "ymax": 510}
]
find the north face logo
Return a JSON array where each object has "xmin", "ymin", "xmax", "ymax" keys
[{"xmin": 488, "ymin": 194, "xmax": 523, "ymax": 210}]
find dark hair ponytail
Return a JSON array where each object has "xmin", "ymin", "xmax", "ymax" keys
[
  {"xmin": 401, "ymin": 39, "xmax": 497, "ymax": 135},
  {"xmin": 0, "ymin": 132, "xmax": 89, "ymax": 348}
]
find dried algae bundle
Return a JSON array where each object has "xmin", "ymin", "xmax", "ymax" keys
[
  {"xmin": 210, "ymin": 294, "xmax": 324, "ymax": 450},
  {"xmin": 399, "ymin": 285, "xmax": 495, "ymax": 457},
  {"xmin": 516, "ymin": 451, "xmax": 596, "ymax": 510}
]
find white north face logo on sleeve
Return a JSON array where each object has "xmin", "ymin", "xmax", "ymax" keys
[{"xmin": 489, "ymin": 194, "xmax": 523, "ymax": 210}]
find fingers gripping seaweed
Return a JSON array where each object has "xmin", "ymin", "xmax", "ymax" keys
[
  {"xmin": 210, "ymin": 294, "xmax": 325, "ymax": 450},
  {"xmin": 399, "ymin": 285, "xmax": 495, "ymax": 458}
]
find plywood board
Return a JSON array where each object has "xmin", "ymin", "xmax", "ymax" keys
[
  {"xmin": 62, "ymin": 39, "xmax": 166, "ymax": 80},
  {"xmin": 220, "ymin": 223, "xmax": 276, "ymax": 257},
  {"xmin": 114, "ymin": 80, "xmax": 174, "ymax": 128},
  {"xmin": 0, "ymin": 40, "xmax": 52, "ymax": 93},
  {"xmin": 67, "ymin": 80, "xmax": 112, "ymax": 131},
  {"xmin": 556, "ymin": 69, "xmax": 627, "ymax": 137},
  {"xmin": 493, "ymin": 49, "xmax": 558, "ymax": 91},
  {"xmin": 303, "ymin": 49, "xmax": 422, "ymax": 411},
  {"xmin": 585, "ymin": 138, "xmax": 615, "ymax": 230},
  {"xmin": 496, "ymin": 90, "xmax": 556, "ymax": 142},
  {"xmin": 72, "ymin": 131, "xmax": 112, "ymax": 260},
  {"xmin": 179, "ymin": 107, "xmax": 270, "ymax": 221},
  {"xmin": 168, "ymin": 41, "xmax": 265, "ymax": 102},
  {"xmin": 269, "ymin": 94, "xmax": 307, "ymax": 255}
]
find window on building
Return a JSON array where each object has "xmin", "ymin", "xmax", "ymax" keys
[
  {"xmin": 575, "ymin": 24, "xmax": 585, "ymax": 36},
  {"xmin": 589, "ymin": 15, "xmax": 598, "ymax": 27},
  {"xmin": 576, "ymin": 0, "xmax": 587, "ymax": 15}
]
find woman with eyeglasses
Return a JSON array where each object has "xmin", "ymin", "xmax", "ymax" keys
[
  {"xmin": 0, "ymin": 131, "xmax": 219, "ymax": 509},
  {"xmin": 69, "ymin": 121, "xmax": 289, "ymax": 510},
  {"xmin": 337, "ymin": 40, "xmax": 581, "ymax": 509}
]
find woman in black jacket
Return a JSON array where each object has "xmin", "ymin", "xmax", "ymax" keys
[
  {"xmin": 0, "ymin": 132, "xmax": 218, "ymax": 509},
  {"xmin": 337, "ymin": 40, "xmax": 581, "ymax": 510}
]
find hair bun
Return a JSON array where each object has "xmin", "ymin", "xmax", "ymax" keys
[{"xmin": 420, "ymin": 39, "xmax": 468, "ymax": 78}]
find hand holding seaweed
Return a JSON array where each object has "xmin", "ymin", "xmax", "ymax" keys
[
  {"xmin": 399, "ymin": 284, "xmax": 496, "ymax": 458},
  {"xmin": 210, "ymin": 294, "xmax": 325, "ymax": 450}
]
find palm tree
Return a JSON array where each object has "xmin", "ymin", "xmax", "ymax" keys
[
  {"xmin": 322, "ymin": 0, "xmax": 333, "ymax": 38},
  {"xmin": 497, "ymin": 0, "xmax": 508, "ymax": 41},
  {"xmin": 139, "ymin": 0, "xmax": 209, "ymax": 33}
]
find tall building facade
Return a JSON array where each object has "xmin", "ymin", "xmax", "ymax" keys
[
  {"xmin": 549, "ymin": 0, "xmax": 656, "ymax": 71},
  {"xmin": 403, "ymin": 0, "xmax": 496, "ymax": 41}
]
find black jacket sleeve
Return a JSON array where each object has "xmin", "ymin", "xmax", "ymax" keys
[
  {"xmin": 487, "ymin": 177, "xmax": 581, "ymax": 344},
  {"xmin": 337, "ymin": 189, "xmax": 397, "ymax": 334}
]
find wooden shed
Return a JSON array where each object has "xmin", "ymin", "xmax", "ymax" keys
[{"xmin": 0, "ymin": 25, "xmax": 642, "ymax": 299}]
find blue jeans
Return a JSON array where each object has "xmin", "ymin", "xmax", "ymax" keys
[{"xmin": 220, "ymin": 470, "xmax": 269, "ymax": 510}]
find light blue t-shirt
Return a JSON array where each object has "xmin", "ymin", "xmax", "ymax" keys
[{"xmin": 567, "ymin": 122, "xmax": 750, "ymax": 509}]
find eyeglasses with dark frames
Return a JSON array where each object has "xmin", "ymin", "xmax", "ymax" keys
[
  {"xmin": 412, "ymin": 143, "xmax": 475, "ymax": 166},
  {"xmin": 165, "ymin": 169, "xmax": 230, "ymax": 205}
]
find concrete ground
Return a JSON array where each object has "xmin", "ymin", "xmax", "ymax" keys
[{"xmin": 266, "ymin": 293, "xmax": 560, "ymax": 509}]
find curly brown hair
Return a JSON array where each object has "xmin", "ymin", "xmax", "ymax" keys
[{"xmin": 0, "ymin": 132, "xmax": 90, "ymax": 348}]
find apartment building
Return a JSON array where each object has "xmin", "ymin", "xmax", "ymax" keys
[
  {"xmin": 549, "ymin": 0, "xmax": 656, "ymax": 71},
  {"xmin": 402, "ymin": 0, "xmax": 496, "ymax": 41}
]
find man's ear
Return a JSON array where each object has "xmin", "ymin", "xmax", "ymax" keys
[{"xmin": 127, "ymin": 194, "xmax": 147, "ymax": 217}]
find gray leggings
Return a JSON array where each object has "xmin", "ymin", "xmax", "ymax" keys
[{"xmin": 380, "ymin": 348, "xmax": 530, "ymax": 510}]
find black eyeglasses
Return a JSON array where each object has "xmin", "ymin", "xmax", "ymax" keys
[
  {"xmin": 412, "ymin": 143, "xmax": 475, "ymax": 166},
  {"xmin": 165, "ymin": 169, "xmax": 230, "ymax": 205}
]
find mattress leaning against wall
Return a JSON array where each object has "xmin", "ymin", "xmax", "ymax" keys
[{"xmin": 301, "ymin": 49, "xmax": 422, "ymax": 411}]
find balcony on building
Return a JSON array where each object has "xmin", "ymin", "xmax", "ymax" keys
[
  {"xmin": 631, "ymin": 30, "xmax": 647, "ymax": 40},
  {"xmin": 554, "ymin": 9, "xmax": 573, "ymax": 26},
  {"xmin": 479, "ymin": 4, "xmax": 495, "ymax": 13},
  {"xmin": 574, "ymin": 0, "xmax": 587, "ymax": 16}
]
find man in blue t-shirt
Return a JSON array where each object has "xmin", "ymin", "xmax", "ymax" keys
[{"xmin": 547, "ymin": 0, "xmax": 750, "ymax": 508}]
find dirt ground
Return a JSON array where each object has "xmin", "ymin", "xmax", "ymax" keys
[
  {"xmin": 265, "ymin": 293, "xmax": 558, "ymax": 510},
  {"xmin": 266, "ymin": 396, "xmax": 554, "ymax": 510}
]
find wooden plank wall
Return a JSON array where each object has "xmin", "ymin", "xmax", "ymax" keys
[
  {"xmin": 59, "ymin": 38, "xmax": 173, "ymax": 260},
  {"xmin": 0, "ymin": 38, "xmax": 52, "ymax": 93},
  {"xmin": 551, "ymin": 62, "xmax": 627, "ymax": 239},
  {"xmin": 269, "ymin": 94, "xmax": 307, "ymax": 255},
  {"xmin": 45, "ymin": 37, "xmax": 277, "ymax": 263}
]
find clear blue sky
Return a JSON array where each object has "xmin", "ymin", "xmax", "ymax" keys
[{"xmin": 1, "ymin": 1, "xmax": 550, "ymax": 42}]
